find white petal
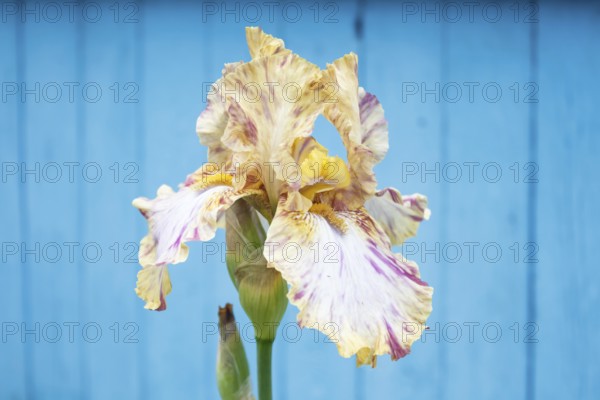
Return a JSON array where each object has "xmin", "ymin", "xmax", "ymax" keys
[
  {"xmin": 134, "ymin": 183, "xmax": 241, "ymax": 265},
  {"xmin": 132, "ymin": 175, "xmax": 263, "ymax": 310},
  {"xmin": 264, "ymin": 204, "xmax": 433, "ymax": 365}
]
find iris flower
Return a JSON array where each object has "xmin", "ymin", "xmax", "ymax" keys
[{"xmin": 133, "ymin": 27, "xmax": 433, "ymax": 367}]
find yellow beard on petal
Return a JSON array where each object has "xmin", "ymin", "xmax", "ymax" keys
[
  {"xmin": 308, "ymin": 203, "xmax": 347, "ymax": 234},
  {"xmin": 190, "ymin": 172, "xmax": 233, "ymax": 191}
]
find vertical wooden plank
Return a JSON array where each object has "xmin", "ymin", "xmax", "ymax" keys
[
  {"xmin": 536, "ymin": 2, "xmax": 600, "ymax": 399},
  {"xmin": 362, "ymin": 2, "xmax": 444, "ymax": 399},
  {"xmin": 442, "ymin": 2, "xmax": 530, "ymax": 399},
  {"xmin": 0, "ymin": 12, "xmax": 26, "ymax": 399},
  {"xmin": 76, "ymin": 1, "xmax": 140, "ymax": 399},
  {"xmin": 19, "ymin": 2, "xmax": 80, "ymax": 398},
  {"xmin": 133, "ymin": 1, "xmax": 148, "ymax": 398},
  {"xmin": 526, "ymin": 2, "xmax": 538, "ymax": 398}
]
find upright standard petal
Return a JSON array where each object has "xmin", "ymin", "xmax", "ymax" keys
[
  {"xmin": 221, "ymin": 52, "xmax": 323, "ymax": 206},
  {"xmin": 246, "ymin": 26, "xmax": 290, "ymax": 59},
  {"xmin": 197, "ymin": 62, "xmax": 242, "ymax": 165},
  {"xmin": 264, "ymin": 202, "xmax": 433, "ymax": 366},
  {"xmin": 197, "ymin": 28, "xmax": 290, "ymax": 166},
  {"xmin": 321, "ymin": 53, "xmax": 389, "ymax": 210},
  {"xmin": 365, "ymin": 188, "xmax": 431, "ymax": 246}
]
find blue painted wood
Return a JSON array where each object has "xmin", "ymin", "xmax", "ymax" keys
[
  {"xmin": 0, "ymin": 14, "xmax": 26, "ymax": 399},
  {"xmin": 1, "ymin": 1, "xmax": 599, "ymax": 399},
  {"xmin": 76, "ymin": 5, "xmax": 139, "ymax": 399},
  {"xmin": 441, "ymin": 7, "xmax": 530, "ymax": 400},
  {"xmin": 18, "ymin": 11, "xmax": 80, "ymax": 399},
  {"xmin": 536, "ymin": 2, "xmax": 600, "ymax": 399}
]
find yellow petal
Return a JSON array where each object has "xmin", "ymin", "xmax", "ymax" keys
[
  {"xmin": 246, "ymin": 26, "xmax": 290, "ymax": 59},
  {"xmin": 321, "ymin": 53, "xmax": 389, "ymax": 210},
  {"xmin": 221, "ymin": 51, "xmax": 323, "ymax": 207},
  {"xmin": 134, "ymin": 234, "xmax": 173, "ymax": 311},
  {"xmin": 291, "ymin": 137, "xmax": 351, "ymax": 202},
  {"xmin": 197, "ymin": 62, "xmax": 243, "ymax": 165}
]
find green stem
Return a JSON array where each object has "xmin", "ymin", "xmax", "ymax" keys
[{"xmin": 257, "ymin": 339, "xmax": 273, "ymax": 400}]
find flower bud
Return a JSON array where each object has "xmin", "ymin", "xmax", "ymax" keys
[
  {"xmin": 225, "ymin": 199, "xmax": 267, "ymax": 289},
  {"xmin": 217, "ymin": 304, "xmax": 253, "ymax": 400},
  {"xmin": 226, "ymin": 199, "xmax": 288, "ymax": 342},
  {"xmin": 237, "ymin": 265, "xmax": 288, "ymax": 342}
]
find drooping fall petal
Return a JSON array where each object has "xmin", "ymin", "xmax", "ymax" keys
[
  {"xmin": 365, "ymin": 188, "xmax": 431, "ymax": 246},
  {"xmin": 133, "ymin": 182, "xmax": 245, "ymax": 266},
  {"xmin": 264, "ymin": 202, "xmax": 433, "ymax": 365},
  {"xmin": 132, "ymin": 170, "xmax": 267, "ymax": 310},
  {"xmin": 134, "ymin": 234, "xmax": 172, "ymax": 311}
]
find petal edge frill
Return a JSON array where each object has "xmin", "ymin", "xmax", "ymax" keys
[{"xmin": 264, "ymin": 204, "xmax": 433, "ymax": 365}]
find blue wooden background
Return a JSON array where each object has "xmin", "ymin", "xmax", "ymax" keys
[{"xmin": 1, "ymin": 0, "xmax": 599, "ymax": 399}]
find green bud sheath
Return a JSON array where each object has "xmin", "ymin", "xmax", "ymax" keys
[
  {"xmin": 217, "ymin": 304, "xmax": 253, "ymax": 400},
  {"xmin": 237, "ymin": 266, "xmax": 288, "ymax": 342},
  {"xmin": 226, "ymin": 200, "xmax": 288, "ymax": 341},
  {"xmin": 225, "ymin": 199, "xmax": 287, "ymax": 400},
  {"xmin": 225, "ymin": 200, "xmax": 267, "ymax": 290}
]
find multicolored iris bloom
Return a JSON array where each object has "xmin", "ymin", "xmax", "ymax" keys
[{"xmin": 133, "ymin": 27, "xmax": 433, "ymax": 366}]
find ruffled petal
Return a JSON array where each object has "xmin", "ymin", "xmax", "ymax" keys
[
  {"xmin": 197, "ymin": 62, "xmax": 242, "ymax": 165},
  {"xmin": 133, "ymin": 182, "xmax": 245, "ymax": 266},
  {"xmin": 264, "ymin": 202, "xmax": 433, "ymax": 365},
  {"xmin": 133, "ymin": 169, "xmax": 267, "ymax": 310},
  {"xmin": 134, "ymin": 234, "xmax": 172, "ymax": 311},
  {"xmin": 196, "ymin": 28, "xmax": 290, "ymax": 166},
  {"xmin": 365, "ymin": 188, "xmax": 431, "ymax": 246},
  {"xmin": 246, "ymin": 26, "xmax": 290, "ymax": 59},
  {"xmin": 321, "ymin": 53, "xmax": 389, "ymax": 210},
  {"xmin": 221, "ymin": 51, "xmax": 323, "ymax": 206}
]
